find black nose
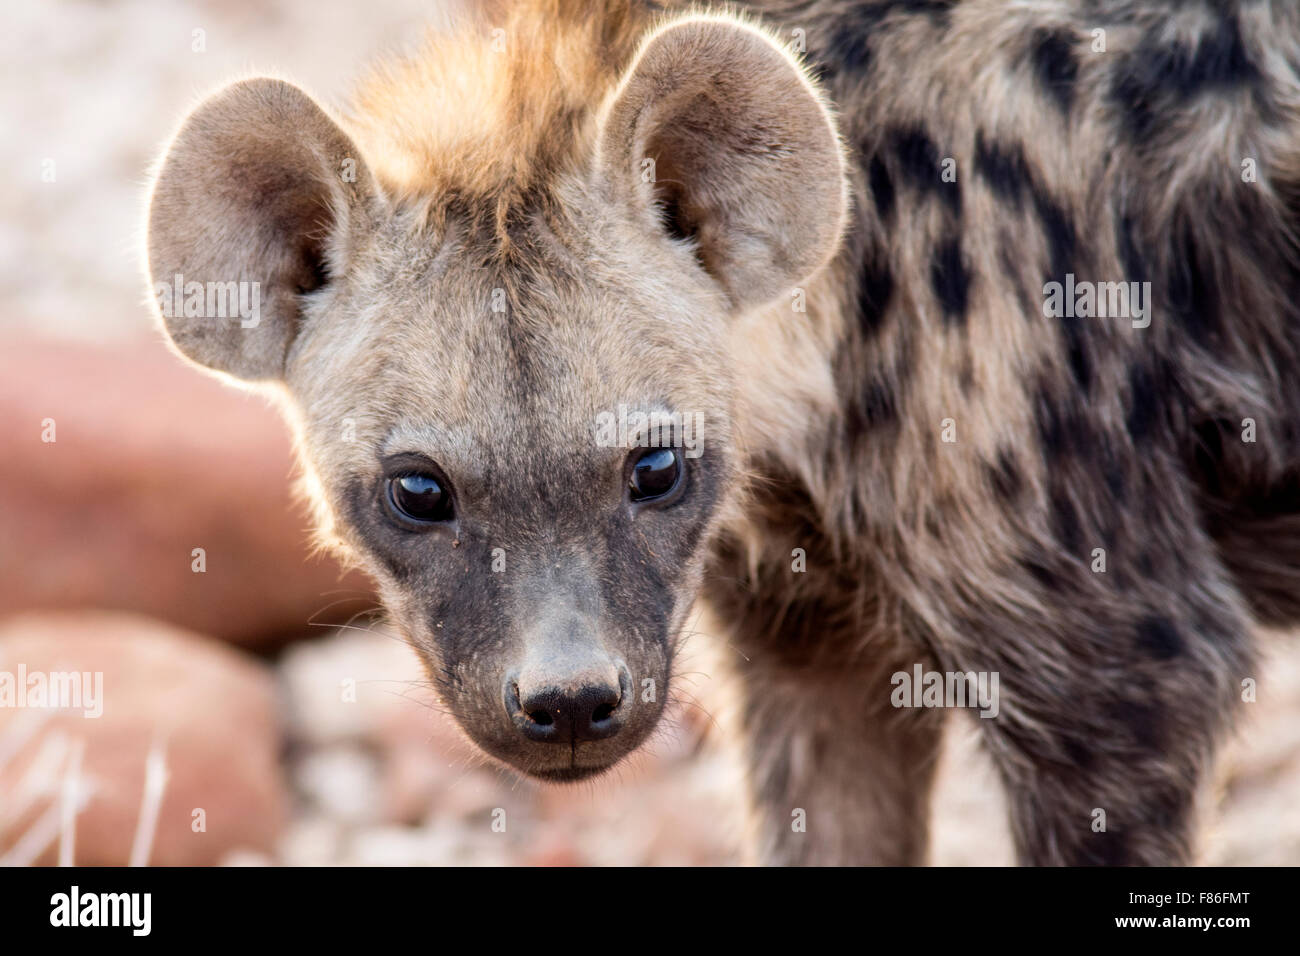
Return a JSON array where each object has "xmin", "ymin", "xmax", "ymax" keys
[{"xmin": 506, "ymin": 665, "xmax": 630, "ymax": 744}]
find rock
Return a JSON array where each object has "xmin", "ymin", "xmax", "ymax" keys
[
  {"xmin": 0, "ymin": 611, "xmax": 289, "ymax": 865},
  {"xmin": 276, "ymin": 813, "xmax": 343, "ymax": 867},
  {"xmin": 294, "ymin": 746, "xmax": 383, "ymax": 825},
  {"xmin": 0, "ymin": 333, "xmax": 376, "ymax": 649},
  {"xmin": 280, "ymin": 627, "xmax": 479, "ymax": 826}
]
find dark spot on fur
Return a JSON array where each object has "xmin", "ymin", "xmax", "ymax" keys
[
  {"xmin": 1138, "ymin": 779, "xmax": 1191, "ymax": 832},
  {"xmin": 1051, "ymin": 488, "xmax": 1083, "ymax": 554},
  {"xmin": 1034, "ymin": 383, "xmax": 1092, "ymax": 462},
  {"xmin": 1085, "ymin": 831, "xmax": 1137, "ymax": 866},
  {"xmin": 860, "ymin": 380, "xmax": 898, "ymax": 428},
  {"xmin": 1031, "ymin": 187, "xmax": 1078, "ymax": 281},
  {"xmin": 861, "ymin": 0, "xmax": 956, "ymax": 29},
  {"xmin": 826, "ymin": 23, "xmax": 872, "ymax": 74},
  {"xmin": 973, "ymin": 133, "xmax": 1029, "ymax": 207},
  {"xmin": 1059, "ymin": 314, "xmax": 1092, "ymax": 391},
  {"xmin": 1062, "ymin": 735, "xmax": 1095, "ymax": 773},
  {"xmin": 868, "ymin": 153, "xmax": 896, "ymax": 221},
  {"xmin": 1112, "ymin": 696, "xmax": 1164, "ymax": 750},
  {"xmin": 1035, "ymin": 388, "xmax": 1069, "ymax": 460},
  {"xmin": 1136, "ymin": 615, "xmax": 1184, "ymax": 661},
  {"xmin": 888, "ymin": 126, "xmax": 961, "ymax": 214},
  {"xmin": 1029, "ymin": 29, "xmax": 1079, "ymax": 116},
  {"xmin": 843, "ymin": 377, "xmax": 901, "ymax": 440},
  {"xmin": 1167, "ymin": 222, "xmax": 1222, "ymax": 349},
  {"xmin": 1021, "ymin": 555, "xmax": 1066, "ymax": 592},
  {"xmin": 1125, "ymin": 363, "xmax": 1160, "ymax": 442},
  {"xmin": 858, "ymin": 253, "xmax": 895, "ymax": 336},
  {"xmin": 1115, "ymin": 212, "xmax": 1147, "ymax": 287},
  {"xmin": 931, "ymin": 236, "xmax": 970, "ymax": 325},
  {"xmin": 892, "ymin": 126, "xmax": 940, "ymax": 186},
  {"xmin": 1136, "ymin": 550, "xmax": 1155, "ymax": 579},
  {"xmin": 1189, "ymin": 418, "xmax": 1232, "ymax": 498},
  {"xmin": 1102, "ymin": 447, "xmax": 1127, "ymax": 504},
  {"xmin": 958, "ymin": 352, "xmax": 975, "ymax": 396},
  {"xmin": 817, "ymin": 2, "xmax": 955, "ymax": 80},
  {"xmin": 988, "ymin": 450, "xmax": 1023, "ymax": 503},
  {"xmin": 1111, "ymin": 14, "xmax": 1260, "ymax": 139}
]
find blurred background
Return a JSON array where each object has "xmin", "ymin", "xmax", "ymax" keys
[{"xmin": 2, "ymin": 0, "xmax": 1298, "ymax": 866}]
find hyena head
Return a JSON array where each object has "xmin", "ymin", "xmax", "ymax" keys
[{"xmin": 146, "ymin": 11, "xmax": 846, "ymax": 780}]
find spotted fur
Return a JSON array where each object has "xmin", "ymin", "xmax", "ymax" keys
[{"xmin": 717, "ymin": 0, "xmax": 1300, "ymax": 864}]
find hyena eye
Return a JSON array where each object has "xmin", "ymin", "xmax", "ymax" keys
[
  {"xmin": 387, "ymin": 472, "xmax": 454, "ymax": 524},
  {"xmin": 628, "ymin": 447, "xmax": 683, "ymax": 503}
]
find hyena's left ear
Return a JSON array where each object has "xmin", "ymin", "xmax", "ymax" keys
[
  {"xmin": 147, "ymin": 78, "xmax": 382, "ymax": 382},
  {"xmin": 597, "ymin": 15, "xmax": 848, "ymax": 309}
]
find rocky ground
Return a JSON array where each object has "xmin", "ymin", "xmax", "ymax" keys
[
  {"xmin": 4, "ymin": 611, "xmax": 1299, "ymax": 865},
  {"xmin": 264, "ymin": 625, "xmax": 1300, "ymax": 866}
]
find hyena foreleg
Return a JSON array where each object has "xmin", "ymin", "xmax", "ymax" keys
[
  {"xmin": 942, "ymin": 473, "xmax": 1254, "ymax": 865},
  {"xmin": 736, "ymin": 665, "xmax": 944, "ymax": 865},
  {"xmin": 720, "ymin": 604, "xmax": 945, "ymax": 865}
]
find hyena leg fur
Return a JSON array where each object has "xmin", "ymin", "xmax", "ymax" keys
[
  {"xmin": 940, "ymin": 486, "xmax": 1254, "ymax": 864},
  {"xmin": 723, "ymin": 634, "xmax": 945, "ymax": 865}
]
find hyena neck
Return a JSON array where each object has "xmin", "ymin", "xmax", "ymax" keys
[{"xmin": 728, "ymin": 262, "xmax": 852, "ymax": 509}]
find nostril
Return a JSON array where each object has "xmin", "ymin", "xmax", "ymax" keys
[
  {"xmin": 507, "ymin": 678, "xmax": 568, "ymax": 743},
  {"xmin": 574, "ymin": 678, "xmax": 625, "ymax": 742},
  {"xmin": 589, "ymin": 674, "xmax": 624, "ymax": 727}
]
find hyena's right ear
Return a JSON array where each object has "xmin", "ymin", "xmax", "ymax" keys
[
  {"xmin": 147, "ymin": 78, "xmax": 381, "ymax": 382},
  {"xmin": 596, "ymin": 15, "xmax": 848, "ymax": 310}
]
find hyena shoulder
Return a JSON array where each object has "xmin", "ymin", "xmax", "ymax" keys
[{"xmin": 732, "ymin": 0, "xmax": 1300, "ymax": 567}]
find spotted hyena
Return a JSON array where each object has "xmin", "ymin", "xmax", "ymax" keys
[{"xmin": 146, "ymin": 0, "xmax": 1300, "ymax": 864}]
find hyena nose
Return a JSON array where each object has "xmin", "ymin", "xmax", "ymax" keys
[{"xmin": 506, "ymin": 662, "xmax": 631, "ymax": 744}]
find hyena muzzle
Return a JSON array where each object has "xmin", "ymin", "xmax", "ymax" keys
[{"xmin": 147, "ymin": 0, "xmax": 1300, "ymax": 864}]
